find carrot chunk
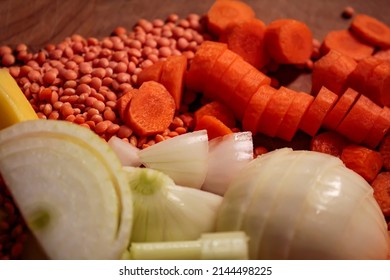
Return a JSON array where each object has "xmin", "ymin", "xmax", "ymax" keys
[
  {"xmin": 310, "ymin": 131, "xmax": 351, "ymax": 157},
  {"xmin": 257, "ymin": 85, "xmax": 295, "ymax": 138},
  {"xmin": 116, "ymin": 88, "xmax": 138, "ymax": 121},
  {"xmin": 186, "ymin": 41, "xmax": 227, "ymax": 93},
  {"xmin": 311, "ymin": 49, "xmax": 357, "ymax": 96},
  {"xmin": 371, "ymin": 172, "xmax": 390, "ymax": 216},
  {"xmin": 194, "ymin": 101, "xmax": 236, "ymax": 128},
  {"xmin": 137, "ymin": 60, "xmax": 165, "ymax": 86},
  {"xmin": 364, "ymin": 61, "xmax": 390, "ymax": 107},
  {"xmin": 363, "ymin": 106, "xmax": 390, "ymax": 149},
  {"xmin": 242, "ymin": 84, "xmax": 276, "ymax": 134},
  {"xmin": 350, "ymin": 14, "xmax": 390, "ymax": 48},
  {"xmin": 299, "ymin": 86, "xmax": 338, "ymax": 137},
  {"xmin": 220, "ymin": 18, "xmax": 270, "ymax": 69},
  {"xmin": 206, "ymin": 0, "xmax": 256, "ymax": 37},
  {"xmin": 264, "ymin": 19, "xmax": 313, "ymax": 64},
  {"xmin": 276, "ymin": 90, "xmax": 314, "ymax": 141},
  {"xmin": 340, "ymin": 144, "xmax": 383, "ymax": 183},
  {"xmin": 160, "ymin": 55, "xmax": 188, "ymax": 110},
  {"xmin": 373, "ymin": 48, "xmax": 390, "ymax": 63},
  {"xmin": 322, "ymin": 87, "xmax": 360, "ymax": 131},
  {"xmin": 194, "ymin": 115, "xmax": 233, "ymax": 140},
  {"xmin": 379, "ymin": 135, "xmax": 390, "ymax": 171},
  {"xmin": 320, "ymin": 29, "xmax": 374, "ymax": 61},
  {"xmin": 128, "ymin": 81, "xmax": 175, "ymax": 136}
]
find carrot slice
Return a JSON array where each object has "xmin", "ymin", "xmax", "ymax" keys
[
  {"xmin": 160, "ymin": 55, "xmax": 187, "ymax": 110},
  {"xmin": 186, "ymin": 41, "xmax": 228, "ymax": 93},
  {"xmin": 257, "ymin": 85, "xmax": 295, "ymax": 137},
  {"xmin": 350, "ymin": 14, "xmax": 390, "ymax": 48},
  {"xmin": 320, "ymin": 29, "xmax": 374, "ymax": 61},
  {"xmin": 242, "ymin": 84, "xmax": 276, "ymax": 134},
  {"xmin": 220, "ymin": 18, "xmax": 270, "ymax": 69},
  {"xmin": 128, "ymin": 81, "xmax": 175, "ymax": 136},
  {"xmin": 363, "ymin": 106, "xmax": 390, "ymax": 149},
  {"xmin": 116, "ymin": 88, "xmax": 138, "ymax": 121},
  {"xmin": 194, "ymin": 115, "xmax": 233, "ymax": 140},
  {"xmin": 374, "ymin": 48, "xmax": 390, "ymax": 63},
  {"xmin": 203, "ymin": 48, "xmax": 239, "ymax": 101},
  {"xmin": 310, "ymin": 131, "xmax": 351, "ymax": 157},
  {"xmin": 229, "ymin": 67, "xmax": 271, "ymax": 120},
  {"xmin": 322, "ymin": 87, "xmax": 360, "ymax": 130},
  {"xmin": 336, "ymin": 94, "xmax": 382, "ymax": 143},
  {"xmin": 299, "ymin": 86, "xmax": 338, "ymax": 137},
  {"xmin": 340, "ymin": 144, "xmax": 383, "ymax": 183},
  {"xmin": 264, "ymin": 18, "xmax": 313, "ymax": 64},
  {"xmin": 137, "ymin": 60, "xmax": 165, "ymax": 86},
  {"xmin": 194, "ymin": 101, "xmax": 236, "ymax": 128},
  {"xmin": 206, "ymin": 0, "xmax": 256, "ymax": 37},
  {"xmin": 276, "ymin": 90, "xmax": 314, "ymax": 141},
  {"xmin": 379, "ymin": 134, "xmax": 390, "ymax": 171},
  {"xmin": 311, "ymin": 49, "xmax": 357, "ymax": 96},
  {"xmin": 371, "ymin": 172, "xmax": 390, "ymax": 216},
  {"xmin": 365, "ymin": 61, "xmax": 390, "ymax": 107}
]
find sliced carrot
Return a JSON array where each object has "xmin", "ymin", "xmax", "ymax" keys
[
  {"xmin": 160, "ymin": 55, "xmax": 188, "ymax": 110},
  {"xmin": 374, "ymin": 48, "xmax": 390, "ymax": 63},
  {"xmin": 299, "ymin": 86, "xmax": 338, "ymax": 137},
  {"xmin": 364, "ymin": 61, "xmax": 390, "ymax": 107},
  {"xmin": 310, "ymin": 131, "xmax": 351, "ymax": 157},
  {"xmin": 220, "ymin": 18, "xmax": 270, "ymax": 69},
  {"xmin": 371, "ymin": 172, "xmax": 390, "ymax": 216},
  {"xmin": 350, "ymin": 14, "xmax": 390, "ymax": 48},
  {"xmin": 276, "ymin": 90, "xmax": 314, "ymax": 141},
  {"xmin": 264, "ymin": 18, "xmax": 313, "ymax": 64},
  {"xmin": 336, "ymin": 94, "xmax": 382, "ymax": 143},
  {"xmin": 363, "ymin": 106, "xmax": 390, "ymax": 149},
  {"xmin": 128, "ymin": 81, "xmax": 175, "ymax": 136},
  {"xmin": 379, "ymin": 134, "xmax": 390, "ymax": 171},
  {"xmin": 242, "ymin": 84, "xmax": 276, "ymax": 134},
  {"xmin": 311, "ymin": 49, "xmax": 357, "ymax": 96},
  {"xmin": 322, "ymin": 87, "xmax": 360, "ymax": 131},
  {"xmin": 340, "ymin": 144, "xmax": 383, "ymax": 183},
  {"xmin": 137, "ymin": 60, "xmax": 165, "ymax": 86},
  {"xmin": 194, "ymin": 115, "xmax": 233, "ymax": 140},
  {"xmin": 320, "ymin": 29, "xmax": 374, "ymax": 61},
  {"xmin": 228, "ymin": 66, "xmax": 271, "ymax": 119},
  {"xmin": 186, "ymin": 41, "xmax": 228, "ymax": 93},
  {"xmin": 257, "ymin": 85, "xmax": 295, "ymax": 138},
  {"xmin": 116, "ymin": 88, "xmax": 138, "ymax": 121},
  {"xmin": 206, "ymin": 0, "xmax": 256, "ymax": 37},
  {"xmin": 203, "ymin": 48, "xmax": 240, "ymax": 101},
  {"xmin": 194, "ymin": 101, "xmax": 236, "ymax": 128}
]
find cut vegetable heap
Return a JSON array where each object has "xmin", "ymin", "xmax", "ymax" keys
[{"xmin": 0, "ymin": 120, "xmax": 133, "ymax": 260}]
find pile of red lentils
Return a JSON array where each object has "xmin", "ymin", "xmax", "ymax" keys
[{"xmin": 0, "ymin": 13, "xmax": 213, "ymax": 259}]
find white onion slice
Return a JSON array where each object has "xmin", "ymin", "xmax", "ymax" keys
[
  {"xmin": 138, "ymin": 130, "xmax": 209, "ymax": 189},
  {"xmin": 107, "ymin": 136, "xmax": 142, "ymax": 167},
  {"xmin": 202, "ymin": 132, "xmax": 254, "ymax": 195}
]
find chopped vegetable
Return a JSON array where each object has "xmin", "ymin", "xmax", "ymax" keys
[
  {"xmin": 371, "ymin": 172, "xmax": 390, "ymax": 216},
  {"xmin": 116, "ymin": 89, "xmax": 137, "ymax": 121},
  {"xmin": 350, "ymin": 14, "xmax": 390, "ymax": 48},
  {"xmin": 363, "ymin": 106, "xmax": 390, "ymax": 149},
  {"xmin": 194, "ymin": 101, "xmax": 236, "ymax": 128},
  {"xmin": 379, "ymin": 135, "xmax": 390, "ymax": 171},
  {"xmin": 194, "ymin": 115, "xmax": 233, "ymax": 140},
  {"xmin": 136, "ymin": 60, "xmax": 165, "ymax": 86},
  {"xmin": 310, "ymin": 131, "xmax": 350, "ymax": 157},
  {"xmin": 107, "ymin": 136, "xmax": 142, "ymax": 167},
  {"xmin": 363, "ymin": 61, "xmax": 390, "ymax": 106}
]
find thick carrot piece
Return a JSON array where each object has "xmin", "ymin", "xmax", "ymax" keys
[
  {"xmin": 379, "ymin": 134, "xmax": 390, "ymax": 171},
  {"xmin": 257, "ymin": 85, "xmax": 295, "ymax": 138},
  {"xmin": 365, "ymin": 61, "xmax": 390, "ymax": 107},
  {"xmin": 242, "ymin": 84, "xmax": 276, "ymax": 134},
  {"xmin": 374, "ymin": 48, "xmax": 390, "ymax": 63},
  {"xmin": 194, "ymin": 101, "xmax": 236, "ymax": 128},
  {"xmin": 186, "ymin": 41, "xmax": 227, "ymax": 93},
  {"xmin": 220, "ymin": 18, "xmax": 270, "ymax": 69},
  {"xmin": 276, "ymin": 90, "xmax": 314, "ymax": 141},
  {"xmin": 194, "ymin": 115, "xmax": 233, "ymax": 140},
  {"xmin": 128, "ymin": 81, "xmax": 175, "ymax": 136},
  {"xmin": 311, "ymin": 49, "xmax": 357, "ymax": 96},
  {"xmin": 228, "ymin": 66, "xmax": 271, "ymax": 120},
  {"xmin": 320, "ymin": 29, "xmax": 374, "ymax": 61},
  {"xmin": 206, "ymin": 0, "xmax": 256, "ymax": 37},
  {"xmin": 160, "ymin": 55, "xmax": 187, "ymax": 110},
  {"xmin": 299, "ymin": 86, "xmax": 338, "ymax": 137},
  {"xmin": 264, "ymin": 19, "xmax": 313, "ymax": 64},
  {"xmin": 350, "ymin": 14, "xmax": 390, "ymax": 48},
  {"xmin": 340, "ymin": 144, "xmax": 383, "ymax": 183},
  {"xmin": 116, "ymin": 88, "xmax": 138, "ymax": 121},
  {"xmin": 137, "ymin": 60, "xmax": 165, "ymax": 86},
  {"xmin": 337, "ymin": 94, "xmax": 382, "ymax": 143},
  {"xmin": 364, "ymin": 106, "xmax": 390, "ymax": 149},
  {"xmin": 371, "ymin": 172, "xmax": 390, "ymax": 216},
  {"xmin": 322, "ymin": 87, "xmax": 360, "ymax": 130},
  {"xmin": 310, "ymin": 131, "xmax": 351, "ymax": 157}
]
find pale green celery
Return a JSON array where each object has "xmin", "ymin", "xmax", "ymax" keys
[{"xmin": 126, "ymin": 231, "xmax": 249, "ymax": 260}]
